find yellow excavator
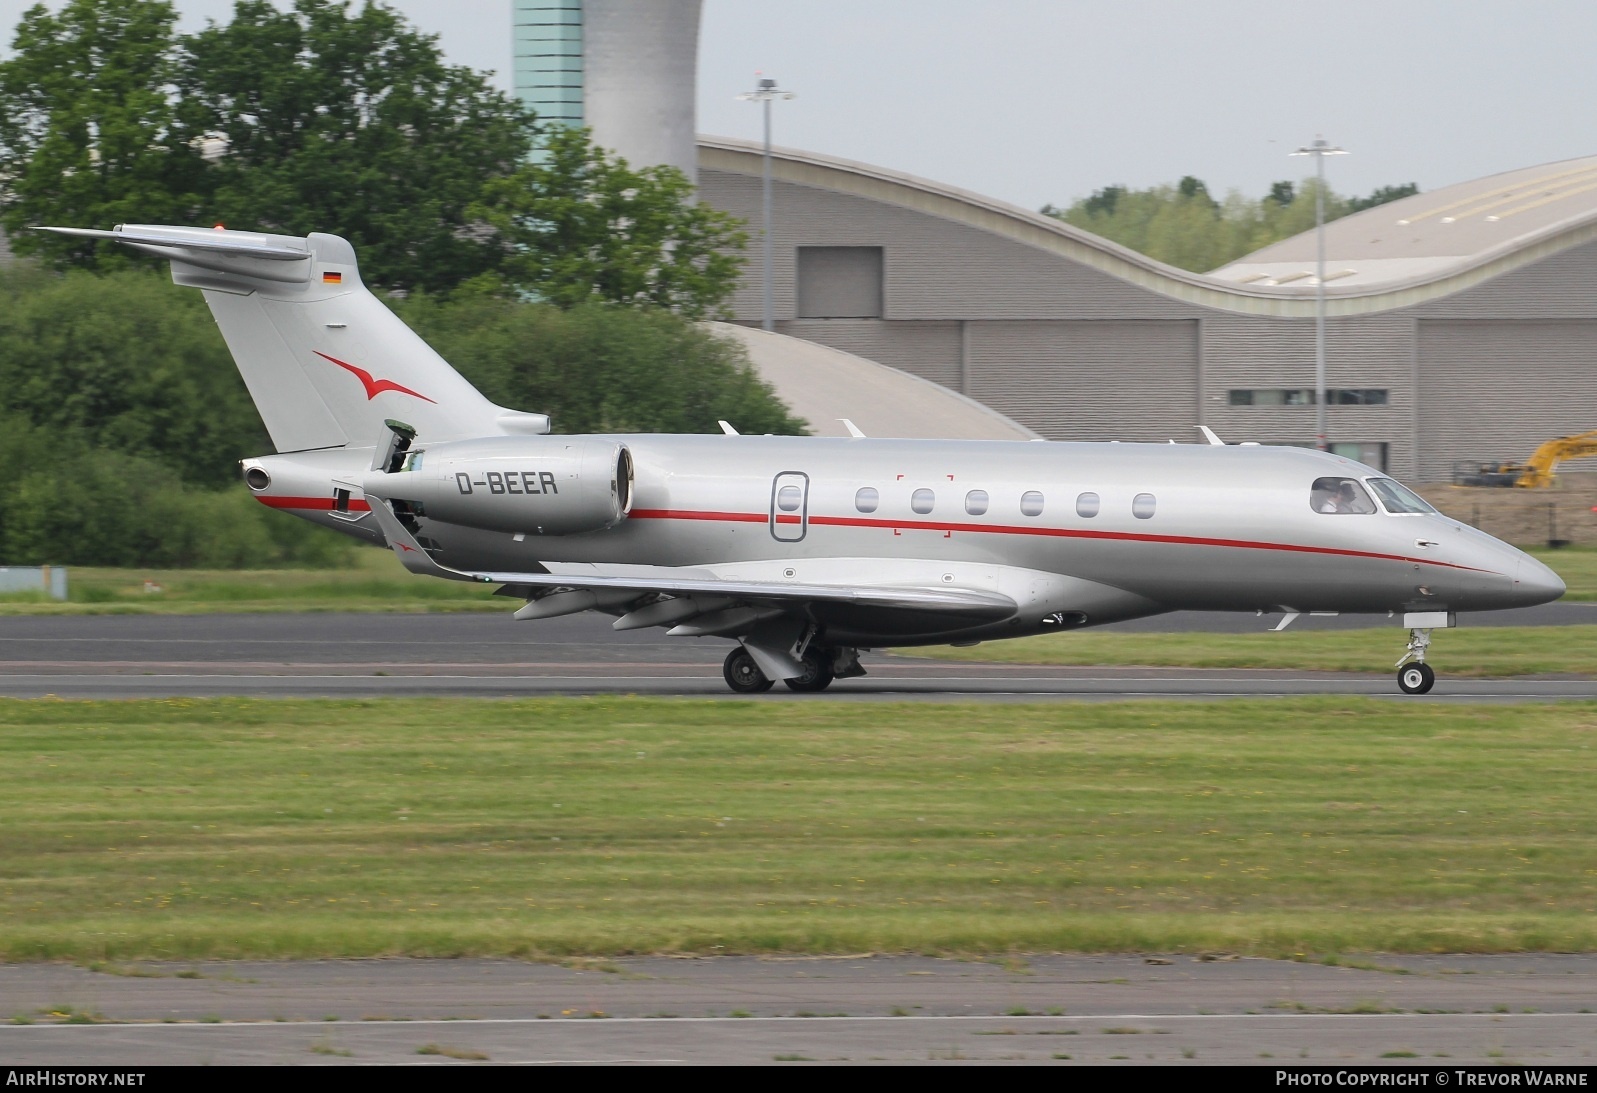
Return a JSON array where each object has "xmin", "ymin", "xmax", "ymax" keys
[{"xmin": 1458, "ymin": 430, "xmax": 1597, "ymax": 488}]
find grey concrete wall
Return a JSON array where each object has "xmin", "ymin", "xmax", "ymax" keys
[
  {"xmin": 1416, "ymin": 319, "xmax": 1597, "ymax": 482},
  {"xmin": 1201, "ymin": 315, "xmax": 1419, "ymax": 480},
  {"xmin": 698, "ymin": 159, "xmax": 1597, "ymax": 482}
]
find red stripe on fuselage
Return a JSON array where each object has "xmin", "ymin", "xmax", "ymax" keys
[
  {"xmin": 628, "ymin": 508, "xmax": 1491, "ymax": 573},
  {"xmin": 255, "ymin": 494, "xmax": 372, "ymax": 512}
]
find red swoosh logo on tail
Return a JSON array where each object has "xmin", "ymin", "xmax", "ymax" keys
[{"xmin": 315, "ymin": 351, "xmax": 436, "ymax": 403}]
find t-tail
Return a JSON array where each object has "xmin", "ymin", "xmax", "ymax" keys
[{"xmin": 37, "ymin": 224, "xmax": 549, "ymax": 452}]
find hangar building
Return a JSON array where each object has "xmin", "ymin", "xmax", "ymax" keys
[{"xmin": 699, "ymin": 141, "xmax": 1597, "ymax": 483}]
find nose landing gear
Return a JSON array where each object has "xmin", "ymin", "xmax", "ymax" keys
[{"xmin": 1395, "ymin": 628, "xmax": 1436, "ymax": 695}]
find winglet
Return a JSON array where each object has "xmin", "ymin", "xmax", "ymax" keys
[
  {"xmin": 363, "ymin": 498, "xmax": 482, "ymax": 583},
  {"xmin": 1197, "ymin": 425, "xmax": 1225, "ymax": 446},
  {"xmin": 840, "ymin": 418, "xmax": 866, "ymax": 438}
]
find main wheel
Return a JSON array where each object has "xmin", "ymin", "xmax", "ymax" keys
[
  {"xmin": 783, "ymin": 647, "xmax": 836, "ymax": 692},
  {"xmin": 723, "ymin": 647, "xmax": 774, "ymax": 693},
  {"xmin": 1397, "ymin": 662, "xmax": 1436, "ymax": 695}
]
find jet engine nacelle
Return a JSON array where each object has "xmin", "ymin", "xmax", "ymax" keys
[{"xmin": 365, "ymin": 436, "xmax": 633, "ymax": 536}]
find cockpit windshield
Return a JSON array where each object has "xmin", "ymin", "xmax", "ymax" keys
[
  {"xmin": 1309, "ymin": 477, "xmax": 1377, "ymax": 514},
  {"xmin": 1366, "ymin": 478, "xmax": 1435, "ymax": 514}
]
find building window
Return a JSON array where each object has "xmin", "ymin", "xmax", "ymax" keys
[
  {"xmin": 1132, "ymin": 493, "xmax": 1157, "ymax": 519},
  {"xmin": 910, "ymin": 488, "xmax": 935, "ymax": 514},
  {"xmin": 964, "ymin": 490, "xmax": 989, "ymax": 516},
  {"xmin": 1075, "ymin": 492, "xmax": 1100, "ymax": 518},
  {"xmin": 1020, "ymin": 491, "xmax": 1044, "ymax": 517},
  {"xmin": 854, "ymin": 487, "xmax": 879, "ymax": 513},
  {"xmin": 1329, "ymin": 389, "xmax": 1389, "ymax": 405},
  {"xmin": 1229, "ymin": 388, "xmax": 1388, "ymax": 406},
  {"xmin": 1270, "ymin": 441, "xmax": 1389, "ymax": 471},
  {"xmin": 796, "ymin": 247, "xmax": 884, "ymax": 318}
]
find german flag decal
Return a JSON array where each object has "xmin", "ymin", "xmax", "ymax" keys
[{"xmin": 322, "ymin": 271, "xmax": 343, "ymax": 284}]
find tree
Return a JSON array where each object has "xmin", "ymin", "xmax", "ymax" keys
[
  {"xmin": 476, "ymin": 124, "xmax": 748, "ymax": 318},
  {"xmin": 174, "ymin": 0, "xmax": 535, "ymax": 293},
  {"xmin": 0, "ymin": 0, "xmax": 204, "ymax": 267},
  {"xmin": 395, "ymin": 293, "xmax": 806, "ymax": 436},
  {"xmin": 1348, "ymin": 183, "xmax": 1419, "ymax": 213},
  {"xmin": 0, "ymin": 265, "xmax": 268, "ymax": 487},
  {"xmin": 1044, "ymin": 176, "xmax": 1417, "ymax": 272}
]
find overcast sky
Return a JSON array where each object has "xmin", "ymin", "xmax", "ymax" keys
[{"xmin": 4, "ymin": 1, "xmax": 1595, "ymax": 211}]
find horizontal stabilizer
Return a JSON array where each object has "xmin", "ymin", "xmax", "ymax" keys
[{"xmin": 37, "ymin": 224, "xmax": 308, "ymax": 261}]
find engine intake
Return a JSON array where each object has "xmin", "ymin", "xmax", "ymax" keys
[{"xmin": 364, "ymin": 436, "xmax": 633, "ymax": 536}]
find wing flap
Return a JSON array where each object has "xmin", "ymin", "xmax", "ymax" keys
[{"xmin": 366, "ymin": 494, "xmax": 1016, "ymax": 619}]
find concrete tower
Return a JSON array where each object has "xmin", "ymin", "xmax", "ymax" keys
[{"xmin": 512, "ymin": 0, "xmax": 702, "ymax": 181}]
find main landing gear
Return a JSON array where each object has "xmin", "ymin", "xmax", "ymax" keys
[
  {"xmin": 783, "ymin": 646, "xmax": 834, "ymax": 693},
  {"xmin": 1395, "ymin": 628, "xmax": 1436, "ymax": 695},
  {"xmin": 722, "ymin": 647, "xmax": 775, "ymax": 693},
  {"xmin": 722, "ymin": 645, "xmax": 862, "ymax": 694}
]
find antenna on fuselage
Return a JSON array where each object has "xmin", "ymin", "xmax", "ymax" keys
[{"xmin": 1196, "ymin": 425, "xmax": 1226, "ymax": 446}]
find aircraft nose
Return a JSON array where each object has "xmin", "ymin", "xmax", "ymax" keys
[{"xmin": 1514, "ymin": 555, "xmax": 1566, "ymax": 606}]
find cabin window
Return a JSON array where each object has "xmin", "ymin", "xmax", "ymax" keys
[
  {"xmin": 854, "ymin": 486, "xmax": 879, "ymax": 513},
  {"xmin": 777, "ymin": 485, "xmax": 803, "ymax": 512},
  {"xmin": 1076, "ymin": 492, "xmax": 1100, "ymax": 518},
  {"xmin": 1309, "ymin": 477, "xmax": 1377, "ymax": 514},
  {"xmin": 1366, "ymin": 478, "xmax": 1435, "ymax": 515},
  {"xmin": 1020, "ymin": 491, "xmax": 1045, "ymax": 517},
  {"xmin": 911, "ymin": 488, "xmax": 935, "ymax": 514},
  {"xmin": 964, "ymin": 490, "xmax": 989, "ymax": 516},
  {"xmin": 1132, "ymin": 493, "xmax": 1157, "ymax": 519}
]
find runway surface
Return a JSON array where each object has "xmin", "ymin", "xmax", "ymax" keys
[
  {"xmin": 2, "ymin": 955, "xmax": 1594, "ymax": 1065},
  {"xmin": 0, "ymin": 610, "xmax": 1590, "ymax": 701}
]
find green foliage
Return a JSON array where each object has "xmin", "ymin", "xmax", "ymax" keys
[
  {"xmin": 475, "ymin": 125, "xmax": 748, "ymax": 317},
  {"xmin": 173, "ymin": 0, "xmax": 535, "ymax": 294},
  {"xmin": 0, "ymin": 265, "xmax": 265, "ymax": 488},
  {"xmin": 0, "ymin": 0, "xmax": 205, "ymax": 267},
  {"xmin": 395, "ymin": 292, "xmax": 806, "ymax": 435},
  {"xmin": 1347, "ymin": 183, "xmax": 1420, "ymax": 213},
  {"xmin": 0, "ymin": 264, "xmax": 802, "ymax": 566},
  {"xmin": 0, "ymin": 2, "xmax": 747, "ymax": 304},
  {"xmin": 1046, "ymin": 177, "xmax": 1420, "ymax": 272},
  {"xmin": 0, "ymin": 413, "xmax": 349, "ymax": 567}
]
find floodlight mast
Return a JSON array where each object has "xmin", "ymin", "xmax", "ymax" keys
[
  {"xmin": 736, "ymin": 76, "xmax": 796, "ymax": 332},
  {"xmin": 1290, "ymin": 136, "xmax": 1349, "ymax": 452}
]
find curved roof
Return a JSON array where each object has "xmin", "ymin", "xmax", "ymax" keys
[
  {"xmin": 1214, "ymin": 154, "xmax": 1597, "ymax": 289},
  {"xmin": 708, "ymin": 323, "xmax": 1038, "ymax": 441},
  {"xmin": 698, "ymin": 137, "xmax": 1597, "ymax": 318}
]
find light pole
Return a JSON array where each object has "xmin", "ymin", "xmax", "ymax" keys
[
  {"xmin": 1290, "ymin": 136, "xmax": 1348, "ymax": 452},
  {"xmin": 736, "ymin": 76, "xmax": 795, "ymax": 332}
]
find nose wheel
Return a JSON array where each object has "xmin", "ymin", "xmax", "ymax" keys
[
  {"xmin": 1395, "ymin": 628, "xmax": 1437, "ymax": 695},
  {"xmin": 1397, "ymin": 662, "xmax": 1436, "ymax": 695}
]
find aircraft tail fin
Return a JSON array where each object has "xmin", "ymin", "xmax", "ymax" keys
[{"xmin": 37, "ymin": 224, "xmax": 547, "ymax": 452}]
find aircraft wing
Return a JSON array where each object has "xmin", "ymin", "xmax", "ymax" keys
[{"xmin": 366, "ymin": 498, "xmax": 1016, "ymax": 624}]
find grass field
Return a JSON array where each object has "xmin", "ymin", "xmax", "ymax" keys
[
  {"xmin": 904, "ymin": 625, "xmax": 1597, "ymax": 676},
  {"xmin": 2, "ymin": 696, "xmax": 1595, "ymax": 960},
  {"xmin": 0, "ymin": 549, "xmax": 502, "ymax": 615},
  {"xmin": 1528, "ymin": 545, "xmax": 1597, "ymax": 600}
]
